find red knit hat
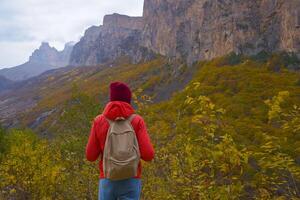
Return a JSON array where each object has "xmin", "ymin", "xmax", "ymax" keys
[{"xmin": 109, "ymin": 82, "xmax": 132, "ymax": 104}]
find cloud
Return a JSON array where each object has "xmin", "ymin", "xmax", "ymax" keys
[
  {"xmin": 0, "ymin": 41, "xmax": 40, "ymax": 68},
  {"xmin": 0, "ymin": 0, "xmax": 144, "ymax": 68}
]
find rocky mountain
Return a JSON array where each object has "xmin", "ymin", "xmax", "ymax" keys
[
  {"xmin": 1, "ymin": 0, "xmax": 297, "ymax": 82},
  {"xmin": 69, "ymin": 13, "xmax": 155, "ymax": 66},
  {"xmin": 0, "ymin": 42, "xmax": 74, "ymax": 81},
  {"xmin": 1, "ymin": 0, "xmax": 300, "ymax": 129},
  {"xmin": 70, "ymin": 0, "xmax": 300, "ymax": 66},
  {"xmin": 30, "ymin": 42, "xmax": 74, "ymax": 67},
  {"xmin": 142, "ymin": 0, "xmax": 300, "ymax": 64}
]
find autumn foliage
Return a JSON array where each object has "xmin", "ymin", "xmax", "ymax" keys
[{"xmin": 0, "ymin": 54, "xmax": 300, "ymax": 199}]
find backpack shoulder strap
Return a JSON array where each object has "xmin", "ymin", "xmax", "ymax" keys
[
  {"xmin": 104, "ymin": 114, "xmax": 136, "ymax": 124},
  {"xmin": 127, "ymin": 114, "xmax": 137, "ymax": 123},
  {"xmin": 104, "ymin": 116, "xmax": 113, "ymax": 126}
]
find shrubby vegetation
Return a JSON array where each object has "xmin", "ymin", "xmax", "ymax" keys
[{"xmin": 0, "ymin": 54, "xmax": 300, "ymax": 199}]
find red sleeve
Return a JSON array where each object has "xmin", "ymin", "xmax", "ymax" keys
[
  {"xmin": 133, "ymin": 116, "xmax": 155, "ymax": 161},
  {"xmin": 86, "ymin": 119, "xmax": 101, "ymax": 162}
]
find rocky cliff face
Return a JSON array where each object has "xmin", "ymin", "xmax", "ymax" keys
[
  {"xmin": 0, "ymin": 42, "xmax": 74, "ymax": 81},
  {"xmin": 103, "ymin": 13, "xmax": 143, "ymax": 30},
  {"xmin": 70, "ymin": 13, "xmax": 154, "ymax": 66},
  {"xmin": 58, "ymin": 42, "xmax": 75, "ymax": 65},
  {"xmin": 70, "ymin": 0, "xmax": 300, "ymax": 66},
  {"xmin": 142, "ymin": 0, "xmax": 300, "ymax": 64}
]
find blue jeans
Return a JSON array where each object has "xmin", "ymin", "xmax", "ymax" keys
[{"xmin": 98, "ymin": 178, "xmax": 142, "ymax": 200}]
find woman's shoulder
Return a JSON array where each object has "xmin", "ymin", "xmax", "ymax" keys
[
  {"xmin": 132, "ymin": 114, "xmax": 146, "ymax": 127},
  {"xmin": 94, "ymin": 114, "xmax": 107, "ymax": 124},
  {"xmin": 132, "ymin": 113, "xmax": 144, "ymax": 121},
  {"xmin": 93, "ymin": 113, "xmax": 144, "ymax": 124}
]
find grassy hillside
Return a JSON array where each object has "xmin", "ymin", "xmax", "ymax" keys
[
  {"xmin": 0, "ymin": 57, "xmax": 193, "ymax": 130},
  {"xmin": 0, "ymin": 54, "xmax": 300, "ymax": 199},
  {"xmin": 140, "ymin": 55, "xmax": 300, "ymax": 199}
]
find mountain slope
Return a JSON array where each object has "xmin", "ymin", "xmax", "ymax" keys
[
  {"xmin": 0, "ymin": 61, "xmax": 56, "ymax": 82},
  {"xmin": 1, "ymin": 53, "xmax": 299, "ymax": 133},
  {"xmin": 0, "ymin": 57, "xmax": 195, "ymax": 128},
  {"xmin": 0, "ymin": 76, "xmax": 13, "ymax": 91},
  {"xmin": 1, "ymin": 54, "xmax": 300, "ymax": 199}
]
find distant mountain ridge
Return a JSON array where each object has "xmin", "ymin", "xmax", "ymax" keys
[
  {"xmin": 30, "ymin": 42, "xmax": 74, "ymax": 67},
  {"xmin": 0, "ymin": 42, "xmax": 74, "ymax": 81}
]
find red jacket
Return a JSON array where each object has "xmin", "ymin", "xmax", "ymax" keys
[{"xmin": 86, "ymin": 101, "xmax": 155, "ymax": 179}]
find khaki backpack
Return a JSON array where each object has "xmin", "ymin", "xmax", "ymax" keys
[{"xmin": 103, "ymin": 114, "xmax": 140, "ymax": 180}]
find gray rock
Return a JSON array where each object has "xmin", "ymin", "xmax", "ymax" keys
[
  {"xmin": 142, "ymin": 0, "xmax": 300, "ymax": 64},
  {"xmin": 70, "ymin": 13, "xmax": 155, "ymax": 66},
  {"xmin": 103, "ymin": 13, "xmax": 143, "ymax": 30},
  {"xmin": 70, "ymin": 0, "xmax": 300, "ymax": 66},
  {"xmin": 29, "ymin": 109, "xmax": 56, "ymax": 129}
]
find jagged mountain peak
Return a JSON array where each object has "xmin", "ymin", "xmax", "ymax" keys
[
  {"xmin": 30, "ymin": 42, "xmax": 59, "ymax": 63},
  {"xmin": 0, "ymin": 41, "xmax": 74, "ymax": 81},
  {"xmin": 40, "ymin": 42, "xmax": 52, "ymax": 48}
]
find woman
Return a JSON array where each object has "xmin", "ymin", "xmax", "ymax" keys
[{"xmin": 86, "ymin": 81, "xmax": 155, "ymax": 200}]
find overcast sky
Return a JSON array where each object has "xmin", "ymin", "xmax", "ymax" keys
[{"xmin": 0, "ymin": 0, "xmax": 144, "ymax": 69}]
